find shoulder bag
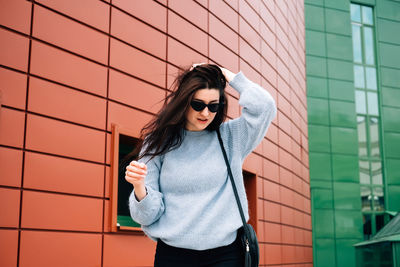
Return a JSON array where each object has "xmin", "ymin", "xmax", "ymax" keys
[{"xmin": 216, "ymin": 128, "xmax": 260, "ymax": 267}]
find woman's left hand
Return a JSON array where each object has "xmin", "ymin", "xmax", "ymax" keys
[{"xmin": 219, "ymin": 67, "xmax": 236, "ymax": 83}]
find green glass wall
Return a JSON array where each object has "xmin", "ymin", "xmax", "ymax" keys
[{"xmin": 305, "ymin": 0, "xmax": 400, "ymax": 266}]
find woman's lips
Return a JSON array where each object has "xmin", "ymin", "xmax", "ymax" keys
[{"xmin": 197, "ymin": 118, "xmax": 208, "ymax": 123}]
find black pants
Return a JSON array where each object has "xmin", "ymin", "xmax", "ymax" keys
[{"xmin": 154, "ymin": 234, "xmax": 244, "ymax": 267}]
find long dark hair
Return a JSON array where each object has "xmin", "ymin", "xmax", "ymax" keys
[{"xmin": 126, "ymin": 64, "xmax": 228, "ymax": 163}]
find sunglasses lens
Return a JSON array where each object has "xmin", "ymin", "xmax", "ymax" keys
[
  {"xmin": 208, "ymin": 103, "xmax": 220, "ymax": 113},
  {"xmin": 190, "ymin": 101, "xmax": 206, "ymax": 111}
]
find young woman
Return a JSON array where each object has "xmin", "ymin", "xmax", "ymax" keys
[{"xmin": 125, "ymin": 64, "xmax": 276, "ymax": 266}]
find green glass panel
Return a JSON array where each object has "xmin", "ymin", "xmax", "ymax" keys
[
  {"xmin": 332, "ymin": 154, "xmax": 359, "ymax": 182},
  {"xmin": 306, "ymin": 55, "xmax": 327, "ymax": 77},
  {"xmin": 380, "ymin": 43, "xmax": 400, "ymax": 69},
  {"xmin": 307, "ymin": 76, "xmax": 328, "ymax": 98},
  {"xmin": 371, "ymin": 161, "xmax": 382, "ymax": 185},
  {"xmin": 365, "ymin": 67, "xmax": 377, "ymax": 90},
  {"xmin": 309, "ymin": 152, "xmax": 332, "ymax": 180},
  {"xmin": 376, "ymin": 0, "xmax": 400, "ymax": 21},
  {"xmin": 382, "ymin": 87, "xmax": 400, "ymax": 108},
  {"xmin": 377, "ymin": 19, "xmax": 400, "ymax": 44},
  {"xmin": 325, "ymin": 9, "xmax": 351, "ymax": 35},
  {"xmin": 352, "ymin": 24, "xmax": 362, "ymax": 63},
  {"xmin": 308, "ymin": 98, "xmax": 329, "ymax": 125},
  {"xmin": 331, "ymin": 127, "xmax": 358, "ymax": 155},
  {"xmin": 355, "ymin": 90, "xmax": 366, "ymax": 114},
  {"xmin": 354, "ymin": 65, "xmax": 365, "ymax": 88},
  {"xmin": 311, "ymin": 180, "xmax": 332, "ymax": 189},
  {"xmin": 369, "ymin": 117, "xmax": 380, "ymax": 157},
  {"xmin": 324, "ymin": 0, "xmax": 350, "ymax": 11},
  {"xmin": 336, "ymin": 239, "xmax": 359, "ymax": 267},
  {"xmin": 328, "ymin": 59, "xmax": 354, "ymax": 80},
  {"xmin": 367, "ymin": 92, "xmax": 378, "ymax": 116},
  {"xmin": 335, "ymin": 210, "xmax": 363, "ymax": 238},
  {"xmin": 329, "ymin": 79, "xmax": 355, "ymax": 101},
  {"xmin": 312, "ymin": 188, "xmax": 333, "ymax": 209},
  {"xmin": 326, "ymin": 33, "xmax": 353, "ymax": 61},
  {"xmin": 386, "ymin": 159, "xmax": 400, "ymax": 185},
  {"xmin": 363, "ymin": 27, "xmax": 375, "ymax": 65},
  {"xmin": 351, "ymin": 4, "xmax": 361, "ymax": 23},
  {"xmin": 306, "ymin": 30, "xmax": 326, "ymax": 57},
  {"xmin": 309, "ymin": 125, "xmax": 331, "ymax": 153},
  {"xmin": 334, "ymin": 182, "xmax": 362, "ymax": 210},
  {"xmin": 314, "ymin": 209, "xmax": 335, "ymax": 237},
  {"xmin": 305, "ymin": 0, "xmax": 323, "ymax": 5},
  {"xmin": 315, "ymin": 238, "xmax": 336, "ymax": 267},
  {"xmin": 357, "ymin": 116, "xmax": 367, "ymax": 157},
  {"xmin": 305, "ymin": 5, "xmax": 325, "ymax": 31},
  {"xmin": 361, "ymin": 185, "xmax": 372, "ymax": 211},
  {"xmin": 330, "ymin": 100, "xmax": 356, "ymax": 128},
  {"xmin": 362, "ymin": 6, "xmax": 373, "ymax": 25},
  {"xmin": 384, "ymin": 132, "xmax": 400, "ymax": 158},
  {"xmin": 381, "ymin": 67, "xmax": 400, "ymax": 88},
  {"xmin": 373, "ymin": 187, "xmax": 384, "ymax": 211},
  {"xmin": 359, "ymin": 160, "xmax": 370, "ymax": 184},
  {"xmin": 383, "ymin": 106, "xmax": 400, "ymax": 132},
  {"xmin": 387, "ymin": 185, "xmax": 400, "ymax": 210}
]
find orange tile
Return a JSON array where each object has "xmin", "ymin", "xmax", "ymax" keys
[
  {"xmin": 209, "ymin": 14, "xmax": 238, "ymax": 53},
  {"xmin": 256, "ymin": 219, "xmax": 265, "ymax": 242},
  {"xmin": 239, "ymin": 59, "xmax": 261, "ymax": 85},
  {"xmin": 0, "ymin": 107, "xmax": 25, "ymax": 148},
  {"xmin": 0, "ymin": 147, "xmax": 22, "ymax": 187},
  {"xmin": 264, "ymin": 222, "xmax": 281, "ymax": 243},
  {"xmin": 105, "ymin": 133, "xmax": 111, "ymax": 165},
  {"xmin": 166, "ymin": 63, "xmax": 180, "ymax": 90},
  {"xmin": 264, "ymin": 244, "xmax": 282, "ymax": 265},
  {"xmin": 260, "ymin": 4, "xmax": 276, "ymax": 44},
  {"xmin": 278, "ymin": 129, "xmax": 292, "ymax": 153},
  {"xmin": 107, "ymin": 101, "xmax": 153, "ymax": 134},
  {"xmin": 239, "ymin": 38, "xmax": 261, "ymax": 72},
  {"xmin": 263, "ymin": 139, "xmax": 278, "ymax": 163},
  {"xmin": 265, "ymin": 122, "xmax": 278, "ymax": 144},
  {"xmin": 0, "ymin": 229, "xmax": 18, "ymax": 267},
  {"xmin": 291, "ymin": 126, "xmax": 301, "ymax": 149},
  {"xmin": 209, "ymin": 38, "xmax": 239, "ymax": 74},
  {"xmin": 281, "ymin": 225, "xmax": 295, "ymax": 244},
  {"xmin": 0, "ymin": 0, "xmax": 31, "ymax": 34},
  {"xmin": 108, "ymin": 70, "xmax": 165, "ymax": 115},
  {"xmin": 239, "ymin": 17, "xmax": 260, "ymax": 53},
  {"xmin": 304, "ymin": 228, "xmax": 312, "ymax": 245},
  {"xmin": 113, "ymin": 0, "xmax": 166, "ymax": 32},
  {"xmin": 280, "ymin": 186, "xmax": 294, "ymax": 207},
  {"xmin": 294, "ymin": 228, "xmax": 305, "ymax": 246},
  {"xmin": 281, "ymin": 205, "xmax": 294, "ymax": 226},
  {"xmin": 24, "ymin": 151, "xmax": 104, "ymax": 197},
  {"xmin": 110, "ymin": 38, "xmax": 165, "ymax": 87},
  {"xmin": 262, "ymin": 158, "xmax": 279, "ymax": 182},
  {"xmin": 111, "ymin": 8, "xmax": 166, "ymax": 59},
  {"xmin": 261, "ymin": 58, "xmax": 277, "ymax": 89},
  {"xmin": 105, "ymin": 166, "xmax": 110, "ymax": 198},
  {"xmin": 239, "ymin": 0, "xmax": 259, "ymax": 31},
  {"xmin": 278, "ymin": 111, "xmax": 292, "ymax": 136},
  {"xmin": 103, "ymin": 199, "xmax": 110, "ymax": 232},
  {"xmin": 19, "ymin": 230, "xmax": 102, "ymax": 267},
  {"xmin": 167, "ymin": 37, "xmax": 207, "ymax": 67},
  {"xmin": 293, "ymin": 209, "xmax": 304, "ymax": 229},
  {"xmin": 264, "ymin": 201, "xmax": 281, "ymax": 223},
  {"xmin": 279, "ymin": 166, "xmax": 292, "ymax": 188},
  {"xmin": 30, "ymin": 40, "xmax": 107, "ymax": 97},
  {"xmin": 279, "ymin": 148, "xmax": 292, "ymax": 171},
  {"xmin": 0, "ymin": 68, "xmax": 27, "ymax": 109},
  {"xmin": 226, "ymin": 94, "xmax": 240, "ymax": 119},
  {"xmin": 0, "ymin": 188, "xmax": 20, "ymax": 227},
  {"xmin": 36, "ymin": 0, "xmax": 109, "ymax": 32},
  {"xmin": 263, "ymin": 179, "xmax": 280, "ymax": 202},
  {"xmin": 103, "ymin": 234, "xmax": 156, "ymax": 266},
  {"xmin": 281, "ymin": 245, "xmax": 296, "ymax": 264},
  {"xmin": 21, "ymin": 190, "xmax": 103, "ymax": 231},
  {"xmin": 0, "ymin": 28, "xmax": 29, "ymax": 72},
  {"xmin": 33, "ymin": 5, "xmax": 108, "ymax": 64},
  {"xmin": 209, "ymin": 0, "xmax": 238, "ymax": 32},
  {"xmin": 25, "ymin": 114, "xmax": 105, "ymax": 162},
  {"xmin": 28, "ymin": 77, "xmax": 107, "ymax": 129},
  {"xmin": 168, "ymin": 11, "xmax": 207, "ymax": 56},
  {"xmin": 169, "ymin": 0, "xmax": 207, "ymax": 31},
  {"xmin": 243, "ymin": 153, "xmax": 263, "ymax": 176}
]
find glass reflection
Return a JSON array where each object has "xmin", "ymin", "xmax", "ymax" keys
[
  {"xmin": 361, "ymin": 186, "xmax": 372, "ymax": 211},
  {"xmin": 362, "ymin": 6, "xmax": 373, "ymax": 25},
  {"xmin": 359, "ymin": 160, "xmax": 370, "ymax": 184},
  {"xmin": 367, "ymin": 92, "xmax": 378, "ymax": 116},
  {"xmin": 357, "ymin": 116, "xmax": 367, "ymax": 157},
  {"xmin": 373, "ymin": 187, "xmax": 384, "ymax": 211},
  {"xmin": 356, "ymin": 90, "xmax": 366, "ymax": 114},
  {"xmin": 354, "ymin": 65, "xmax": 365, "ymax": 88},
  {"xmin": 365, "ymin": 67, "xmax": 377, "ymax": 90},
  {"xmin": 364, "ymin": 27, "xmax": 375, "ymax": 65},
  {"xmin": 371, "ymin": 161, "xmax": 382, "ymax": 185},
  {"xmin": 369, "ymin": 117, "xmax": 380, "ymax": 157},
  {"xmin": 351, "ymin": 4, "xmax": 361, "ymax": 22},
  {"xmin": 352, "ymin": 25, "xmax": 362, "ymax": 63},
  {"xmin": 362, "ymin": 214, "xmax": 371, "ymax": 240}
]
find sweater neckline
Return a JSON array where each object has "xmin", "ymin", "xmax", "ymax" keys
[{"xmin": 183, "ymin": 129, "xmax": 213, "ymax": 137}]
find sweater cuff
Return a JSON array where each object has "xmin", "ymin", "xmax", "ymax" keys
[{"xmin": 130, "ymin": 187, "xmax": 152, "ymax": 210}]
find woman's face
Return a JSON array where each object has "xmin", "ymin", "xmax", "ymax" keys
[{"xmin": 185, "ymin": 88, "xmax": 220, "ymax": 131}]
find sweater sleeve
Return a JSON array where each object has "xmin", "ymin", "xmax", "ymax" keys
[
  {"xmin": 128, "ymin": 153, "xmax": 165, "ymax": 226},
  {"xmin": 226, "ymin": 72, "xmax": 277, "ymax": 159}
]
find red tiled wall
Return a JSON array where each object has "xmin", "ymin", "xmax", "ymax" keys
[{"xmin": 0, "ymin": 0, "xmax": 310, "ymax": 266}]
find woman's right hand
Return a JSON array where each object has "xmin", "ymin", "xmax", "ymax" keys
[{"xmin": 125, "ymin": 161, "xmax": 148, "ymax": 201}]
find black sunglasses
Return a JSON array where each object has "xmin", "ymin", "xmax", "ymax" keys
[{"xmin": 190, "ymin": 100, "xmax": 222, "ymax": 113}]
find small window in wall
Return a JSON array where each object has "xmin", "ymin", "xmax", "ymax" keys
[
  {"xmin": 110, "ymin": 123, "xmax": 142, "ymax": 232},
  {"xmin": 243, "ymin": 170, "xmax": 258, "ymax": 232}
]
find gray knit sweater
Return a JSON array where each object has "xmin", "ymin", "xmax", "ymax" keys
[{"xmin": 129, "ymin": 72, "xmax": 276, "ymax": 250}]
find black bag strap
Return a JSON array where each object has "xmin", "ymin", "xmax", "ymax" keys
[{"xmin": 216, "ymin": 128, "xmax": 247, "ymax": 228}]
